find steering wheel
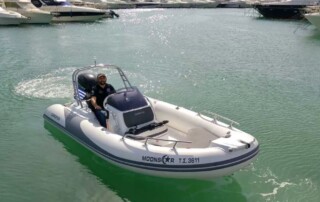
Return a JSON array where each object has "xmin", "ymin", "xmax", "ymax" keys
[{"xmin": 102, "ymin": 94, "xmax": 114, "ymax": 109}]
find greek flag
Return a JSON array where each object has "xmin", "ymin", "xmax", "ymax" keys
[{"xmin": 77, "ymin": 88, "xmax": 86, "ymax": 100}]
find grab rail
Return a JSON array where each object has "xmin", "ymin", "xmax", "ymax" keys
[
  {"xmin": 145, "ymin": 137, "xmax": 191, "ymax": 150},
  {"xmin": 122, "ymin": 134, "xmax": 191, "ymax": 150},
  {"xmin": 199, "ymin": 110, "xmax": 239, "ymax": 130}
]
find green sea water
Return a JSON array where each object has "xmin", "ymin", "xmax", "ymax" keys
[{"xmin": 0, "ymin": 8, "xmax": 320, "ymax": 202}]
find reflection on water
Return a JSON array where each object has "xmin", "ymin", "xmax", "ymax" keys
[{"xmin": 44, "ymin": 122, "xmax": 248, "ymax": 202}]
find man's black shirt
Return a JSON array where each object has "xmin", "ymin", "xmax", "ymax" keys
[{"xmin": 93, "ymin": 84, "xmax": 116, "ymax": 109}]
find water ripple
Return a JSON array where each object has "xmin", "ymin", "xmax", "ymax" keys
[{"xmin": 14, "ymin": 67, "xmax": 75, "ymax": 99}]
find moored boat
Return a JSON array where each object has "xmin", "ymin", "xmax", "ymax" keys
[
  {"xmin": 305, "ymin": 11, "xmax": 320, "ymax": 30},
  {"xmin": 31, "ymin": 0, "xmax": 106, "ymax": 22},
  {"xmin": 43, "ymin": 64, "xmax": 259, "ymax": 179},
  {"xmin": 3, "ymin": 0, "xmax": 52, "ymax": 24},
  {"xmin": 0, "ymin": 6, "xmax": 27, "ymax": 25},
  {"xmin": 252, "ymin": 0, "xmax": 320, "ymax": 19}
]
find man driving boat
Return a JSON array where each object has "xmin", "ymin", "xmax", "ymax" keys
[{"xmin": 91, "ymin": 73, "xmax": 116, "ymax": 129}]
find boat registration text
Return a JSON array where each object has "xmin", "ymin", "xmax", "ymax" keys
[{"xmin": 142, "ymin": 155, "xmax": 200, "ymax": 164}]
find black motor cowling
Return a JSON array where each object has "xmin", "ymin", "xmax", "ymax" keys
[{"xmin": 78, "ymin": 73, "xmax": 97, "ymax": 93}]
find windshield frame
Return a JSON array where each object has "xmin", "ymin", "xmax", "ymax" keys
[{"xmin": 72, "ymin": 64, "xmax": 133, "ymax": 108}]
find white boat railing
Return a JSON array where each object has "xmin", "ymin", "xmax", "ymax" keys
[
  {"xmin": 200, "ymin": 110, "xmax": 239, "ymax": 130},
  {"xmin": 122, "ymin": 134, "xmax": 192, "ymax": 150}
]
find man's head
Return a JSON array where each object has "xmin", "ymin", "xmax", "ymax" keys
[{"xmin": 97, "ymin": 73, "xmax": 107, "ymax": 86}]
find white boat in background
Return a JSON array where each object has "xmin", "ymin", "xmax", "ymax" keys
[
  {"xmin": 31, "ymin": 0, "xmax": 106, "ymax": 22},
  {"xmin": 305, "ymin": 12, "xmax": 320, "ymax": 30},
  {"xmin": 3, "ymin": 0, "xmax": 52, "ymax": 24},
  {"xmin": 68, "ymin": 0, "xmax": 120, "ymax": 18},
  {"xmin": 0, "ymin": 6, "xmax": 27, "ymax": 25},
  {"xmin": 160, "ymin": 0, "xmax": 219, "ymax": 8},
  {"xmin": 43, "ymin": 64, "xmax": 259, "ymax": 179}
]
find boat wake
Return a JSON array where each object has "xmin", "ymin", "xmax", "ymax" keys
[
  {"xmin": 260, "ymin": 179, "xmax": 294, "ymax": 198},
  {"xmin": 252, "ymin": 167, "xmax": 317, "ymax": 201},
  {"xmin": 14, "ymin": 67, "xmax": 162, "ymax": 99},
  {"xmin": 14, "ymin": 67, "xmax": 76, "ymax": 99},
  {"xmin": 253, "ymin": 168, "xmax": 295, "ymax": 200}
]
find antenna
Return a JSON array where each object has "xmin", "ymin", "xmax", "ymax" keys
[{"xmin": 93, "ymin": 56, "xmax": 97, "ymax": 66}]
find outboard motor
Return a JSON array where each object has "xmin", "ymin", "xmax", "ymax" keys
[
  {"xmin": 106, "ymin": 87, "xmax": 155, "ymax": 135},
  {"xmin": 77, "ymin": 73, "xmax": 97, "ymax": 111},
  {"xmin": 78, "ymin": 73, "xmax": 97, "ymax": 95}
]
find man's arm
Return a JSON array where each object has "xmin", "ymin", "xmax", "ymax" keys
[{"xmin": 91, "ymin": 96, "xmax": 101, "ymax": 110}]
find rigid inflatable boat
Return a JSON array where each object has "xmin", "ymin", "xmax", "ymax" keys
[{"xmin": 43, "ymin": 64, "xmax": 259, "ymax": 179}]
